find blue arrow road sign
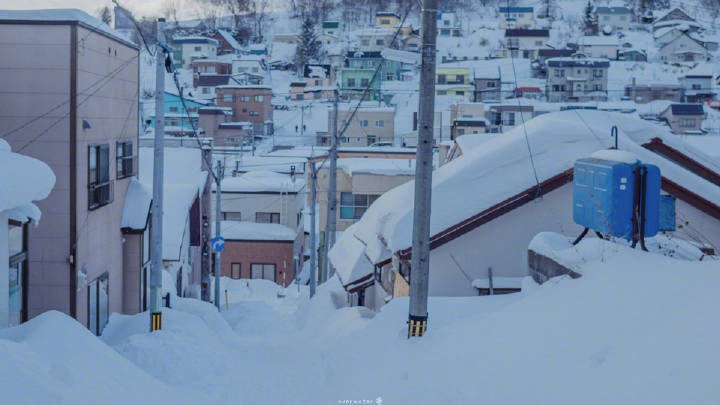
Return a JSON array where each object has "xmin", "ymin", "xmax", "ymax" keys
[{"xmin": 211, "ymin": 236, "xmax": 225, "ymax": 253}]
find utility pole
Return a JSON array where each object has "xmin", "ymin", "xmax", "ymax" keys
[
  {"xmin": 322, "ymin": 89, "xmax": 339, "ymax": 282},
  {"xmin": 309, "ymin": 161, "xmax": 317, "ymax": 297},
  {"xmin": 150, "ymin": 17, "xmax": 166, "ymax": 332},
  {"xmin": 214, "ymin": 160, "xmax": 223, "ymax": 311},
  {"xmin": 408, "ymin": 0, "xmax": 437, "ymax": 339},
  {"xmin": 300, "ymin": 104, "xmax": 305, "ymax": 143},
  {"xmin": 200, "ymin": 142, "xmax": 212, "ymax": 302}
]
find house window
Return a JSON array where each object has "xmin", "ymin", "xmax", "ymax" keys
[
  {"xmin": 361, "ymin": 39, "xmax": 370, "ymax": 46},
  {"xmin": 339, "ymin": 192, "xmax": 379, "ymax": 219},
  {"xmin": 249, "ymin": 111, "xmax": 259, "ymax": 116},
  {"xmin": 340, "ymin": 137, "xmax": 349, "ymax": 143},
  {"xmin": 360, "ymin": 120, "xmax": 369, "ymax": 127},
  {"xmin": 487, "ymin": 81, "xmax": 496, "ymax": 87},
  {"xmin": 503, "ymin": 112, "xmax": 516, "ymax": 126},
  {"xmin": 231, "ymin": 263, "xmax": 241, "ymax": 279},
  {"xmin": 381, "ymin": 19, "xmax": 390, "ymax": 24},
  {"xmin": 360, "ymin": 78, "xmax": 370, "ymax": 87},
  {"xmin": 593, "ymin": 69, "xmax": 603, "ymax": 78},
  {"xmin": 169, "ymin": 106, "xmax": 179, "ymax": 112},
  {"xmin": 535, "ymin": 41, "xmax": 543, "ymax": 46},
  {"xmin": 88, "ymin": 144, "xmax": 112, "ymax": 210},
  {"xmin": 455, "ymin": 91, "xmax": 465, "ymax": 96},
  {"xmin": 376, "ymin": 39, "xmax": 384, "ymax": 45},
  {"xmin": 222, "ymin": 211, "xmax": 242, "ymax": 220},
  {"xmin": 438, "ymin": 90, "xmax": 447, "ymax": 95},
  {"xmin": 116, "ymin": 140, "xmax": 134, "ymax": 179},
  {"xmin": 250, "ymin": 263, "xmax": 276, "ymax": 281},
  {"xmin": 241, "ymin": 95, "xmax": 250, "ymax": 102},
  {"xmin": 194, "ymin": 46, "xmax": 201, "ymax": 51},
  {"xmin": 187, "ymin": 107, "xmax": 198, "ymax": 113},
  {"xmin": 347, "ymin": 78, "xmax": 356, "ymax": 87},
  {"xmin": 222, "ymin": 94, "xmax": 234, "ymax": 102},
  {"xmin": 554, "ymin": 69, "xmax": 565, "ymax": 77},
  {"xmin": 256, "ymin": 212, "xmax": 280, "ymax": 223},
  {"xmin": 438, "ymin": 74, "xmax": 446, "ymax": 83},
  {"xmin": 367, "ymin": 135, "xmax": 377, "ymax": 145},
  {"xmin": 692, "ymin": 84, "xmax": 701, "ymax": 90},
  {"xmin": 386, "ymin": 73, "xmax": 394, "ymax": 81},
  {"xmin": 455, "ymin": 75, "xmax": 464, "ymax": 83},
  {"xmin": 87, "ymin": 273, "xmax": 109, "ymax": 336},
  {"xmin": 254, "ymin": 95, "xmax": 264, "ymax": 102},
  {"xmin": 202, "ymin": 87, "xmax": 210, "ymax": 94},
  {"xmin": 680, "ymin": 119, "xmax": 695, "ymax": 127},
  {"xmin": 375, "ymin": 120, "xmax": 384, "ymax": 128}
]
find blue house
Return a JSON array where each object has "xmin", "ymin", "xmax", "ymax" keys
[{"xmin": 147, "ymin": 91, "xmax": 209, "ymax": 133}]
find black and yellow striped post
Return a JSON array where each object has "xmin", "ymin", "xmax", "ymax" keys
[
  {"xmin": 407, "ymin": 314, "xmax": 427, "ymax": 338},
  {"xmin": 151, "ymin": 312, "xmax": 162, "ymax": 331}
]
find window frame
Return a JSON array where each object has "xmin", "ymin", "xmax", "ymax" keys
[
  {"xmin": 255, "ymin": 212, "xmax": 280, "ymax": 224},
  {"xmin": 88, "ymin": 143, "xmax": 113, "ymax": 210},
  {"xmin": 116, "ymin": 140, "xmax": 134, "ymax": 179}
]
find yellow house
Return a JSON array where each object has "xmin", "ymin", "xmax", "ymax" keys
[
  {"xmin": 376, "ymin": 12, "xmax": 400, "ymax": 29},
  {"xmin": 435, "ymin": 67, "xmax": 473, "ymax": 100}
]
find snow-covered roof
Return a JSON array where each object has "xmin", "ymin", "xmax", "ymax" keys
[
  {"xmin": 330, "ymin": 110, "xmax": 720, "ymax": 283},
  {"xmin": 218, "ymin": 220, "xmax": 296, "ymax": 241},
  {"xmin": 580, "ymin": 36, "xmax": 619, "ymax": 46},
  {"xmin": 120, "ymin": 178, "xmax": 152, "ymax": 231},
  {"xmin": 328, "ymin": 223, "xmax": 376, "ymax": 286},
  {"xmin": 138, "ymin": 147, "xmax": 207, "ymax": 260},
  {"xmin": 336, "ymin": 158, "xmax": 416, "ymax": 176},
  {"xmin": 219, "ymin": 170, "xmax": 305, "ymax": 193},
  {"xmin": 0, "ymin": 9, "xmax": 134, "ymax": 47},
  {"xmin": 217, "ymin": 30, "xmax": 242, "ymax": 51},
  {"xmin": 0, "ymin": 139, "xmax": 55, "ymax": 223},
  {"xmin": 683, "ymin": 63, "xmax": 715, "ymax": 77}
]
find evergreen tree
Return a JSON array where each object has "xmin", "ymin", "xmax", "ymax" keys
[
  {"xmin": 583, "ymin": 0, "xmax": 596, "ymax": 35},
  {"xmin": 294, "ymin": 16, "xmax": 320, "ymax": 73}
]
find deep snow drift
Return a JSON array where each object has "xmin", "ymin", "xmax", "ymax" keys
[{"xmin": 2, "ymin": 240, "xmax": 719, "ymax": 404}]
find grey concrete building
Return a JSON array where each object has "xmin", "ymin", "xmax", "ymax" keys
[{"xmin": 545, "ymin": 54, "xmax": 610, "ymax": 102}]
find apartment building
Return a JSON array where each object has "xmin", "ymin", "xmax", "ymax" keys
[
  {"xmin": 0, "ymin": 10, "xmax": 139, "ymax": 334},
  {"xmin": 215, "ymin": 85, "xmax": 273, "ymax": 135},
  {"xmin": 504, "ymin": 29, "xmax": 550, "ymax": 59},
  {"xmin": 172, "ymin": 36, "xmax": 219, "ymax": 68},
  {"xmin": 213, "ymin": 171, "xmax": 305, "ymax": 286},
  {"xmin": 316, "ymin": 158, "xmax": 415, "ymax": 235},
  {"xmin": 546, "ymin": 54, "xmax": 610, "ymax": 102},
  {"xmin": 487, "ymin": 105, "xmax": 534, "ymax": 133},
  {"xmin": 595, "ymin": 7, "xmax": 631, "ymax": 32},
  {"xmin": 498, "ymin": 6, "xmax": 535, "ymax": 29},
  {"xmin": 438, "ymin": 11, "xmax": 461, "ymax": 37},
  {"xmin": 680, "ymin": 64, "xmax": 715, "ymax": 102},
  {"xmin": 435, "ymin": 67, "xmax": 473, "ymax": 100},
  {"xmin": 341, "ymin": 51, "xmax": 402, "ymax": 101},
  {"xmin": 326, "ymin": 106, "xmax": 395, "ymax": 147},
  {"xmin": 578, "ymin": 36, "xmax": 618, "ymax": 59}
]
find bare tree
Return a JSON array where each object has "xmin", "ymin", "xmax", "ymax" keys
[
  {"xmin": 162, "ymin": 0, "xmax": 181, "ymax": 25},
  {"xmin": 196, "ymin": 2, "xmax": 221, "ymax": 31},
  {"xmin": 96, "ymin": 5, "xmax": 112, "ymax": 25},
  {"xmin": 248, "ymin": 0, "xmax": 270, "ymax": 42}
]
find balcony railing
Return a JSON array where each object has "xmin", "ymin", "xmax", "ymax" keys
[{"xmin": 88, "ymin": 180, "xmax": 114, "ymax": 210}]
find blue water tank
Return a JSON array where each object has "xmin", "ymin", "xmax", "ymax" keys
[{"xmin": 573, "ymin": 158, "xmax": 638, "ymax": 239}]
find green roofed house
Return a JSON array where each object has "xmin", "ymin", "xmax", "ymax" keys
[{"xmin": 340, "ymin": 51, "xmax": 402, "ymax": 101}]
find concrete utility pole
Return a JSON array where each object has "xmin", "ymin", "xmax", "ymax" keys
[
  {"xmin": 214, "ymin": 160, "xmax": 223, "ymax": 311},
  {"xmin": 322, "ymin": 89, "xmax": 340, "ymax": 282},
  {"xmin": 408, "ymin": 0, "xmax": 437, "ymax": 339},
  {"xmin": 150, "ymin": 18, "xmax": 166, "ymax": 332},
  {"xmin": 200, "ymin": 143, "xmax": 212, "ymax": 302},
  {"xmin": 309, "ymin": 161, "xmax": 317, "ymax": 297}
]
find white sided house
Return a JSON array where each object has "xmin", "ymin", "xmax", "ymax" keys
[
  {"xmin": 138, "ymin": 147, "xmax": 209, "ymax": 298},
  {"xmin": 0, "ymin": 140, "xmax": 55, "ymax": 327},
  {"xmin": 330, "ymin": 111, "xmax": 720, "ymax": 310}
]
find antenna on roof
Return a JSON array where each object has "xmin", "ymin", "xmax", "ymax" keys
[{"xmin": 611, "ymin": 125, "xmax": 618, "ymax": 149}]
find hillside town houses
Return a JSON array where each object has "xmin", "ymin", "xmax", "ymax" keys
[{"xmin": 0, "ymin": 2, "xmax": 719, "ymax": 338}]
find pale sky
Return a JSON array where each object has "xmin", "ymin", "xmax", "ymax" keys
[{"xmin": 0, "ymin": 0, "xmax": 200, "ymax": 20}]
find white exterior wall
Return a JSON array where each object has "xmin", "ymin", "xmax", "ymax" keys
[
  {"xmin": 597, "ymin": 13, "xmax": 631, "ymax": 31},
  {"xmin": 581, "ymin": 45, "xmax": 617, "ymax": 59},
  {"xmin": 500, "ymin": 13, "xmax": 535, "ymax": 29},
  {"xmin": 216, "ymin": 191, "xmax": 304, "ymax": 230},
  {"xmin": 181, "ymin": 43, "xmax": 218, "ymax": 68},
  {"xmin": 659, "ymin": 35, "xmax": 708, "ymax": 63}
]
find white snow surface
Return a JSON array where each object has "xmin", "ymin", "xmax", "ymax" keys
[
  {"xmin": 336, "ymin": 110, "xmax": 720, "ymax": 269},
  {"xmin": 0, "ymin": 9, "xmax": 131, "ymax": 45},
  {"xmin": 217, "ymin": 220, "xmax": 297, "ymax": 241},
  {"xmin": 6, "ymin": 238, "xmax": 720, "ymax": 404},
  {"xmin": 590, "ymin": 149, "xmax": 639, "ymax": 164},
  {"xmin": 337, "ymin": 158, "xmax": 416, "ymax": 176},
  {"xmin": 120, "ymin": 178, "xmax": 152, "ymax": 230},
  {"xmin": 0, "ymin": 139, "xmax": 55, "ymax": 221},
  {"xmin": 218, "ymin": 170, "xmax": 305, "ymax": 193}
]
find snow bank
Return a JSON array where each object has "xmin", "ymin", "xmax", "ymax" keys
[
  {"xmin": 0, "ymin": 311, "xmax": 194, "ymax": 404},
  {"xmin": 218, "ymin": 220, "xmax": 297, "ymax": 241},
  {"xmin": 0, "ymin": 139, "xmax": 55, "ymax": 221},
  {"xmin": 590, "ymin": 149, "xmax": 639, "ymax": 164},
  {"xmin": 120, "ymin": 178, "xmax": 151, "ymax": 230}
]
